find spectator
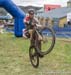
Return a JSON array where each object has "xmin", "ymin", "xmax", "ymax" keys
[{"xmin": 0, "ymin": 20, "xmax": 4, "ymax": 33}]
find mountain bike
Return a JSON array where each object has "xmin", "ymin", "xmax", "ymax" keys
[{"xmin": 29, "ymin": 25, "xmax": 55, "ymax": 68}]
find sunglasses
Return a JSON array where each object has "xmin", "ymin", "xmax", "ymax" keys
[{"xmin": 29, "ymin": 12, "xmax": 34, "ymax": 15}]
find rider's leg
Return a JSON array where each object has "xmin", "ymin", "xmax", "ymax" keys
[
  {"xmin": 36, "ymin": 30, "xmax": 43, "ymax": 41},
  {"xmin": 22, "ymin": 29, "xmax": 28, "ymax": 39},
  {"xmin": 29, "ymin": 29, "xmax": 33, "ymax": 40},
  {"xmin": 29, "ymin": 29, "xmax": 35, "ymax": 46},
  {"xmin": 36, "ymin": 24, "xmax": 43, "ymax": 41}
]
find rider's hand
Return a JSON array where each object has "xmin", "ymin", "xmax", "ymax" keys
[
  {"xmin": 25, "ymin": 21, "xmax": 30, "ymax": 25},
  {"xmin": 32, "ymin": 23, "xmax": 36, "ymax": 26}
]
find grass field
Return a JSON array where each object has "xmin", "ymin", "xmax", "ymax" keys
[{"xmin": 0, "ymin": 33, "xmax": 71, "ymax": 75}]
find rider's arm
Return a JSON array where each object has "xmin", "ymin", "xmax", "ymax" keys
[
  {"xmin": 30, "ymin": 17, "xmax": 40, "ymax": 26},
  {"xmin": 24, "ymin": 17, "xmax": 30, "ymax": 27},
  {"xmin": 34, "ymin": 18, "xmax": 42, "ymax": 28},
  {"xmin": 34, "ymin": 17, "xmax": 40, "ymax": 24}
]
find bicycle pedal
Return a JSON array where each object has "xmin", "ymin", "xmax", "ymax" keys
[{"xmin": 38, "ymin": 53, "xmax": 44, "ymax": 58}]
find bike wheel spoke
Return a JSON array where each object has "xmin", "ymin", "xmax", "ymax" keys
[
  {"xmin": 36, "ymin": 27, "xmax": 55, "ymax": 55},
  {"xmin": 29, "ymin": 46, "xmax": 39, "ymax": 68}
]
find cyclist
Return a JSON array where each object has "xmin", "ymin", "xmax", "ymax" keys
[{"xmin": 23, "ymin": 9, "xmax": 42, "ymax": 40}]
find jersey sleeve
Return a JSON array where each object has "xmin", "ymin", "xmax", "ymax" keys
[{"xmin": 24, "ymin": 17, "xmax": 29, "ymax": 23}]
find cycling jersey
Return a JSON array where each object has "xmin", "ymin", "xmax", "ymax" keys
[{"xmin": 24, "ymin": 16, "xmax": 39, "ymax": 29}]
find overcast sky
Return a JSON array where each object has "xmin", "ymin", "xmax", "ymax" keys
[{"xmin": 12, "ymin": 0, "xmax": 69, "ymax": 7}]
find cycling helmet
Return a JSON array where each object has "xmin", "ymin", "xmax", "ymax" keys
[{"xmin": 28, "ymin": 9, "xmax": 35, "ymax": 14}]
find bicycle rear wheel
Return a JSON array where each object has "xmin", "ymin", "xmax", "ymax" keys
[
  {"xmin": 29, "ymin": 46, "xmax": 39, "ymax": 68},
  {"xmin": 37, "ymin": 27, "xmax": 55, "ymax": 55}
]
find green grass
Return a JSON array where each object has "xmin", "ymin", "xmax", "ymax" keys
[{"xmin": 0, "ymin": 33, "xmax": 71, "ymax": 75}]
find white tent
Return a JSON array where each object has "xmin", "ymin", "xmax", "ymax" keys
[{"xmin": 67, "ymin": 12, "xmax": 71, "ymax": 21}]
